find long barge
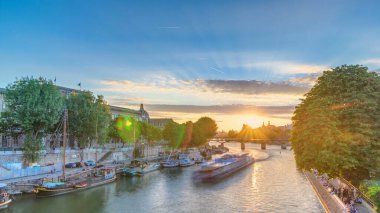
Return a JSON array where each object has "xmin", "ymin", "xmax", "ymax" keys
[
  {"xmin": 34, "ymin": 168, "xmax": 116, "ymax": 198},
  {"xmin": 192, "ymin": 153, "xmax": 254, "ymax": 182}
]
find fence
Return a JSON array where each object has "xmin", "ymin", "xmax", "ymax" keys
[
  {"xmin": 0, "ymin": 164, "xmax": 62, "ymax": 181},
  {"xmin": 339, "ymin": 177, "xmax": 377, "ymax": 210},
  {"xmin": 305, "ymin": 171, "xmax": 347, "ymax": 213}
]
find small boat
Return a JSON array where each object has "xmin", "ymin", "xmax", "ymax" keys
[
  {"xmin": 122, "ymin": 168, "xmax": 143, "ymax": 177},
  {"xmin": 161, "ymin": 150, "xmax": 179, "ymax": 168},
  {"xmin": 34, "ymin": 168, "xmax": 117, "ymax": 198},
  {"xmin": 0, "ymin": 183, "xmax": 12, "ymax": 209},
  {"xmin": 193, "ymin": 154, "xmax": 204, "ymax": 164},
  {"xmin": 161, "ymin": 160, "xmax": 179, "ymax": 168},
  {"xmin": 74, "ymin": 182, "xmax": 88, "ymax": 188},
  {"xmin": 192, "ymin": 153, "xmax": 254, "ymax": 182},
  {"xmin": 179, "ymin": 154, "xmax": 195, "ymax": 167},
  {"xmin": 138, "ymin": 163, "xmax": 161, "ymax": 174}
]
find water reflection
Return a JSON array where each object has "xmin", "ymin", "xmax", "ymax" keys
[{"xmin": 8, "ymin": 143, "xmax": 323, "ymax": 213}]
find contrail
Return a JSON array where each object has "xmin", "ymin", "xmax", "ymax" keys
[{"xmin": 210, "ymin": 67, "xmax": 225, "ymax": 74}]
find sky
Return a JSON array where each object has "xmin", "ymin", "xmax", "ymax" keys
[{"xmin": 1, "ymin": 0, "xmax": 380, "ymax": 131}]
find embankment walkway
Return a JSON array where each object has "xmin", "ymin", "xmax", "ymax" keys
[{"xmin": 305, "ymin": 171, "xmax": 376, "ymax": 213}]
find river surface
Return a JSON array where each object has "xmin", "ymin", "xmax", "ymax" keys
[{"xmin": 4, "ymin": 143, "xmax": 324, "ymax": 213}]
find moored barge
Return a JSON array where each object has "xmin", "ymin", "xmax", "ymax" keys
[
  {"xmin": 192, "ymin": 153, "xmax": 254, "ymax": 182},
  {"xmin": 34, "ymin": 168, "xmax": 116, "ymax": 198}
]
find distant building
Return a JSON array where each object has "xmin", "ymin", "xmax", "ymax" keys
[
  {"xmin": 149, "ymin": 118, "xmax": 173, "ymax": 129},
  {"xmin": 57, "ymin": 86, "xmax": 80, "ymax": 98},
  {"xmin": 110, "ymin": 104, "xmax": 150, "ymax": 122}
]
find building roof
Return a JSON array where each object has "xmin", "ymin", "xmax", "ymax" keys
[
  {"xmin": 57, "ymin": 86, "xmax": 81, "ymax": 94},
  {"xmin": 110, "ymin": 105, "xmax": 139, "ymax": 114},
  {"xmin": 149, "ymin": 118, "xmax": 173, "ymax": 122}
]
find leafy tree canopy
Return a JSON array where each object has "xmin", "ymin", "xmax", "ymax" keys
[
  {"xmin": 292, "ymin": 65, "xmax": 380, "ymax": 182},
  {"xmin": 0, "ymin": 77, "xmax": 64, "ymax": 162},
  {"xmin": 113, "ymin": 114, "xmax": 141, "ymax": 144},
  {"xmin": 140, "ymin": 121, "xmax": 162, "ymax": 143},
  {"xmin": 190, "ymin": 117, "xmax": 218, "ymax": 147},
  {"xmin": 67, "ymin": 91, "xmax": 111, "ymax": 148},
  {"xmin": 163, "ymin": 120, "xmax": 184, "ymax": 148}
]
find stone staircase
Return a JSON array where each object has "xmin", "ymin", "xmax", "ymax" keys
[{"xmin": 97, "ymin": 150, "xmax": 113, "ymax": 163}]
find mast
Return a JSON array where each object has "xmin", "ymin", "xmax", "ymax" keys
[
  {"xmin": 95, "ymin": 115, "xmax": 98, "ymax": 163},
  {"xmin": 133, "ymin": 123, "xmax": 136, "ymax": 160},
  {"xmin": 62, "ymin": 108, "xmax": 67, "ymax": 181}
]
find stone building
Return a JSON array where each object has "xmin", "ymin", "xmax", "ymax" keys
[
  {"xmin": 149, "ymin": 118, "xmax": 173, "ymax": 129},
  {"xmin": 110, "ymin": 104, "xmax": 150, "ymax": 122}
]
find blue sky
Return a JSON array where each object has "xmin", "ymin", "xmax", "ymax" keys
[{"xmin": 1, "ymin": 0, "xmax": 380, "ymax": 130}]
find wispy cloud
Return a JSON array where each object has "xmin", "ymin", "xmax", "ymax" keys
[
  {"xmin": 100, "ymin": 78, "xmax": 310, "ymax": 96},
  {"xmin": 288, "ymin": 74, "xmax": 320, "ymax": 87},
  {"xmin": 200, "ymin": 79, "xmax": 309, "ymax": 95},
  {"xmin": 237, "ymin": 61, "xmax": 328, "ymax": 74},
  {"xmin": 361, "ymin": 58, "xmax": 380, "ymax": 66},
  {"xmin": 143, "ymin": 104, "xmax": 294, "ymax": 116}
]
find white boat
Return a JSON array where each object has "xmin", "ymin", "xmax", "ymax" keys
[
  {"xmin": 0, "ymin": 183, "xmax": 12, "ymax": 209},
  {"xmin": 161, "ymin": 150, "xmax": 180, "ymax": 168},
  {"xmin": 179, "ymin": 154, "xmax": 195, "ymax": 167},
  {"xmin": 135, "ymin": 162, "xmax": 161, "ymax": 174},
  {"xmin": 142, "ymin": 163, "xmax": 161, "ymax": 173},
  {"xmin": 161, "ymin": 160, "xmax": 179, "ymax": 168},
  {"xmin": 193, "ymin": 153, "xmax": 254, "ymax": 182}
]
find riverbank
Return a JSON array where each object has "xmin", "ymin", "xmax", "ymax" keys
[
  {"xmin": 305, "ymin": 171, "xmax": 377, "ymax": 213},
  {"xmin": 5, "ymin": 143, "xmax": 324, "ymax": 213}
]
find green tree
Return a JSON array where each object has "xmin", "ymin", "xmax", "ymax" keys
[
  {"xmin": 163, "ymin": 120, "xmax": 184, "ymax": 148},
  {"xmin": 0, "ymin": 77, "xmax": 64, "ymax": 162},
  {"xmin": 114, "ymin": 115, "xmax": 140, "ymax": 144},
  {"xmin": 94, "ymin": 95, "xmax": 112, "ymax": 144},
  {"xmin": 292, "ymin": 65, "xmax": 380, "ymax": 182},
  {"xmin": 140, "ymin": 121, "xmax": 162, "ymax": 144},
  {"xmin": 108, "ymin": 116, "xmax": 123, "ymax": 147},
  {"xmin": 67, "ymin": 91, "xmax": 111, "ymax": 149},
  {"xmin": 191, "ymin": 117, "xmax": 218, "ymax": 146}
]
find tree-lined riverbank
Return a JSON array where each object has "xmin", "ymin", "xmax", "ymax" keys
[{"xmin": 4, "ymin": 143, "xmax": 323, "ymax": 213}]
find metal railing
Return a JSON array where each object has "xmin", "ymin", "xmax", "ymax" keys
[
  {"xmin": 339, "ymin": 177, "xmax": 377, "ymax": 209},
  {"xmin": 305, "ymin": 171, "xmax": 347, "ymax": 213}
]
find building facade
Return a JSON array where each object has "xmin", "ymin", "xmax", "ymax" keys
[
  {"xmin": 110, "ymin": 104, "xmax": 150, "ymax": 122},
  {"xmin": 149, "ymin": 118, "xmax": 173, "ymax": 129}
]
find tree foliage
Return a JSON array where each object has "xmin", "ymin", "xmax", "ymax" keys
[
  {"xmin": 163, "ymin": 120, "xmax": 184, "ymax": 148},
  {"xmin": 113, "ymin": 114, "xmax": 141, "ymax": 144},
  {"xmin": 0, "ymin": 77, "xmax": 64, "ymax": 162},
  {"xmin": 67, "ymin": 91, "xmax": 111, "ymax": 148},
  {"xmin": 230, "ymin": 123, "xmax": 289, "ymax": 142},
  {"xmin": 292, "ymin": 65, "xmax": 380, "ymax": 182},
  {"xmin": 227, "ymin": 130, "xmax": 239, "ymax": 138},
  {"xmin": 162, "ymin": 117, "xmax": 218, "ymax": 148},
  {"xmin": 140, "ymin": 121, "xmax": 162, "ymax": 143},
  {"xmin": 190, "ymin": 117, "xmax": 218, "ymax": 146},
  {"xmin": 108, "ymin": 116, "xmax": 123, "ymax": 144}
]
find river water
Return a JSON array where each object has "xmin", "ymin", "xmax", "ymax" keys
[{"xmin": 5, "ymin": 143, "xmax": 324, "ymax": 213}]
